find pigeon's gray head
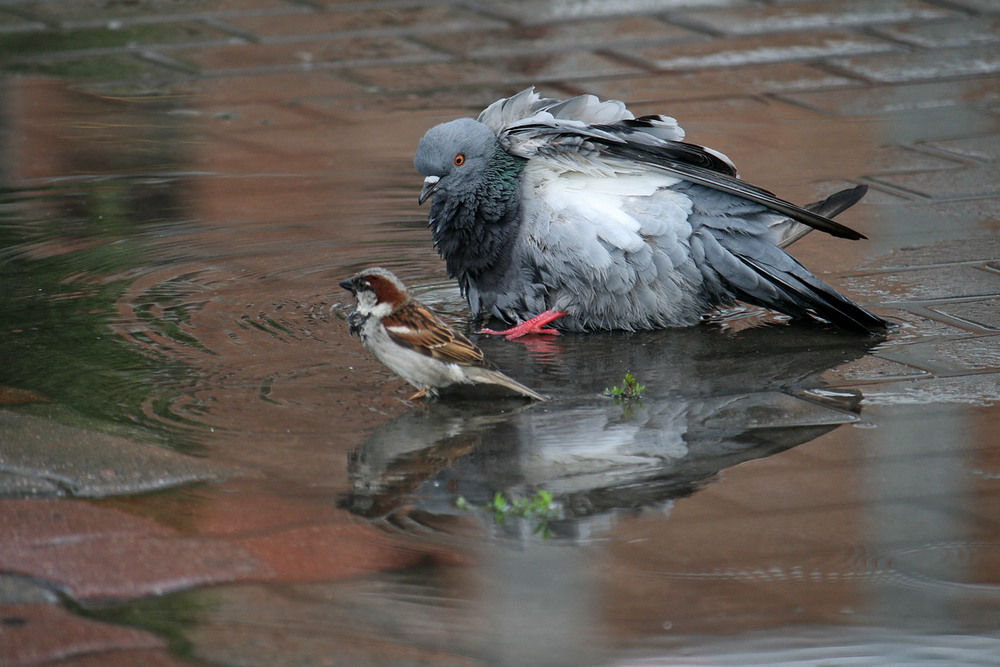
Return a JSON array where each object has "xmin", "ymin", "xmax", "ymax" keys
[{"xmin": 414, "ymin": 118, "xmax": 499, "ymax": 205}]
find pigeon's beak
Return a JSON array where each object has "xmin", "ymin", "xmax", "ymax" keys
[{"xmin": 418, "ymin": 175, "xmax": 440, "ymax": 205}]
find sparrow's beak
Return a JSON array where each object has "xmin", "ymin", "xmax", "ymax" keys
[
  {"xmin": 418, "ymin": 175, "xmax": 440, "ymax": 205},
  {"xmin": 339, "ymin": 277, "xmax": 356, "ymax": 295}
]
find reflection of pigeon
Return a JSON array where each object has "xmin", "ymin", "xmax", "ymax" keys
[
  {"xmin": 414, "ymin": 87, "xmax": 890, "ymax": 336},
  {"xmin": 345, "ymin": 326, "xmax": 874, "ymax": 530}
]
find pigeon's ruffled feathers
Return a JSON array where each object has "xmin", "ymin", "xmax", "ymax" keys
[
  {"xmin": 415, "ymin": 87, "xmax": 890, "ymax": 334},
  {"xmin": 482, "ymin": 88, "xmax": 864, "ymax": 241}
]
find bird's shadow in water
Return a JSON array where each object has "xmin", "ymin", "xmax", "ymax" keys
[{"xmin": 341, "ymin": 324, "xmax": 880, "ymax": 540}]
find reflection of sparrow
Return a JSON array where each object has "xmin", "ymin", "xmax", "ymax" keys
[
  {"xmin": 340, "ymin": 267, "xmax": 547, "ymax": 402},
  {"xmin": 414, "ymin": 87, "xmax": 890, "ymax": 337}
]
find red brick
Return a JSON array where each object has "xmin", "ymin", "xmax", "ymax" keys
[{"xmin": 0, "ymin": 603, "xmax": 166, "ymax": 666}]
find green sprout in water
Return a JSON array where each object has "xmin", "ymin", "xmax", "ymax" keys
[{"xmin": 604, "ymin": 371, "xmax": 646, "ymax": 402}]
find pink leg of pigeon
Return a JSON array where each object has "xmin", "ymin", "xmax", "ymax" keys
[{"xmin": 480, "ymin": 310, "xmax": 568, "ymax": 340}]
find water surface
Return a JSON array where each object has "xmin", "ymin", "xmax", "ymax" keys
[{"xmin": 2, "ymin": 77, "xmax": 999, "ymax": 665}]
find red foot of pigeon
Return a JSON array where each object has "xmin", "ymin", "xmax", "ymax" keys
[{"xmin": 480, "ymin": 310, "xmax": 568, "ymax": 340}]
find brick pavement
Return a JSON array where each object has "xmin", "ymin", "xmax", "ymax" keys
[{"xmin": 1, "ymin": 0, "xmax": 999, "ymax": 664}]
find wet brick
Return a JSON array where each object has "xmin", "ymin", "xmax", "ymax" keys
[
  {"xmin": 863, "ymin": 144, "xmax": 966, "ymax": 175},
  {"xmin": 0, "ymin": 500, "xmax": 264, "ymax": 600},
  {"xmin": 0, "ymin": 471, "xmax": 63, "ymax": 498},
  {"xmin": 0, "ymin": 21, "xmax": 235, "ymax": 59},
  {"xmin": 831, "ymin": 43, "xmax": 1000, "ymax": 83},
  {"xmin": 673, "ymin": 0, "xmax": 954, "ymax": 37},
  {"xmin": 235, "ymin": 524, "xmax": 430, "ymax": 582},
  {"xmin": 3, "ymin": 53, "xmax": 170, "ymax": 80},
  {"xmin": 172, "ymin": 583, "xmax": 481, "ymax": 667},
  {"xmin": 437, "ymin": 16, "xmax": 699, "ymax": 58},
  {"xmin": 43, "ymin": 649, "xmax": 188, "ymax": 666},
  {"xmin": 871, "ymin": 165, "xmax": 1000, "ymax": 199},
  {"xmin": 180, "ymin": 69, "xmax": 366, "ymax": 104},
  {"xmin": 498, "ymin": 50, "xmax": 645, "ymax": 83},
  {"xmin": 219, "ymin": 4, "xmax": 507, "ymax": 40},
  {"xmin": 0, "ymin": 494, "xmax": 440, "ymax": 603},
  {"xmin": 821, "ymin": 355, "xmax": 930, "ymax": 384},
  {"xmin": 0, "ymin": 413, "xmax": 244, "ymax": 498},
  {"xmin": 883, "ymin": 335, "xmax": 1000, "ymax": 374},
  {"xmin": 0, "ymin": 603, "xmax": 168, "ymax": 667},
  {"xmin": 873, "ymin": 17, "xmax": 1000, "ymax": 48},
  {"xmin": 623, "ymin": 30, "xmax": 898, "ymax": 70},
  {"xmin": 0, "ymin": 575, "xmax": 58, "ymax": 605},
  {"xmin": 851, "ymin": 211, "xmax": 1000, "ymax": 271},
  {"xmin": 848, "ymin": 264, "xmax": 1000, "ymax": 302},
  {"xmin": 13, "ymin": 0, "xmax": 295, "ymax": 28},
  {"xmin": 575, "ymin": 63, "xmax": 857, "ymax": 102},
  {"xmin": 349, "ymin": 60, "xmax": 524, "ymax": 92},
  {"xmin": 923, "ymin": 134, "xmax": 1000, "ymax": 162},
  {"xmin": 477, "ymin": 0, "xmax": 750, "ymax": 25},
  {"xmin": 859, "ymin": 373, "xmax": 1000, "ymax": 407},
  {"xmin": 777, "ymin": 78, "xmax": 1000, "ymax": 115},
  {"xmin": 175, "ymin": 34, "xmax": 448, "ymax": 73},
  {"xmin": 929, "ymin": 298, "xmax": 1000, "ymax": 330}
]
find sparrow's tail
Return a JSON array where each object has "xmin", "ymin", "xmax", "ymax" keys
[{"xmin": 465, "ymin": 367, "xmax": 548, "ymax": 401}]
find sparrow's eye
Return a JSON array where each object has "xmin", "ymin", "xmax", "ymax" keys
[{"xmin": 453, "ymin": 153, "xmax": 465, "ymax": 166}]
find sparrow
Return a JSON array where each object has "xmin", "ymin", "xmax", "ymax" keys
[
  {"xmin": 413, "ymin": 87, "xmax": 891, "ymax": 338},
  {"xmin": 340, "ymin": 267, "xmax": 547, "ymax": 401}
]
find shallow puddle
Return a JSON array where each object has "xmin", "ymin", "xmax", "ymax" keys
[{"xmin": 2, "ymin": 77, "xmax": 999, "ymax": 664}]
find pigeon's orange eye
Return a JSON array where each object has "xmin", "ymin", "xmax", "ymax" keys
[{"xmin": 453, "ymin": 153, "xmax": 465, "ymax": 166}]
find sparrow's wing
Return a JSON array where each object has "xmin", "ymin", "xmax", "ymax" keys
[
  {"xmin": 382, "ymin": 302, "xmax": 487, "ymax": 367},
  {"xmin": 498, "ymin": 111, "xmax": 866, "ymax": 241}
]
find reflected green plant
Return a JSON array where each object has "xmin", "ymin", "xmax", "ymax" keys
[{"xmin": 457, "ymin": 490, "xmax": 560, "ymax": 538}]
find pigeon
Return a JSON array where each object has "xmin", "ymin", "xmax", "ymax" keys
[{"xmin": 413, "ymin": 87, "xmax": 890, "ymax": 337}]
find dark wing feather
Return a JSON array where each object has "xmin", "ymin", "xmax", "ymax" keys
[
  {"xmin": 382, "ymin": 302, "xmax": 488, "ymax": 367},
  {"xmin": 731, "ymin": 252, "xmax": 890, "ymax": 333}
]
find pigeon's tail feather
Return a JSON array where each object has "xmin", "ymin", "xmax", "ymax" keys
[
  {"xmin": 464, "ymin": 367, "xmax": 548, "ymax": 401},
  {"xmin": 735, "ymin": 253, "xmax": 890, "ymax": 334},
  {"xmin": 805, "ymin": 185, "xmax": 868, "ymax": 218},
  {"xmin": 774, "ymin": 185, "xmax": 868, "ymax": 248}
]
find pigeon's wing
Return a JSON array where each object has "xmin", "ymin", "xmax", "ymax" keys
[
  {"xmin": 513, "ymin": 164, "xmax": 714, "ymax": 330},
  {"xmin": 685, "ymin": 199, "xmax": 889, "ymax": 333},
  {"xmin": 382, "ymin": 302, "xmax": 488, "ymax": 367},
  {"xmin": 479, "ymin": 87, "xmax": 650, "ymax": 135},
  {"xmin": 498, "ymin": 108, "xmax": 867, "ymax": 241}
]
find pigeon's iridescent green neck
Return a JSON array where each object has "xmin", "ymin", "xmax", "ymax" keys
[
  {"xmin": 477, "ymin": 148, "xmax": 525, "ymax": 222},
  {"xmin": 429, "ymin": 147, "xmax": 526, "ymax": 283}
]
